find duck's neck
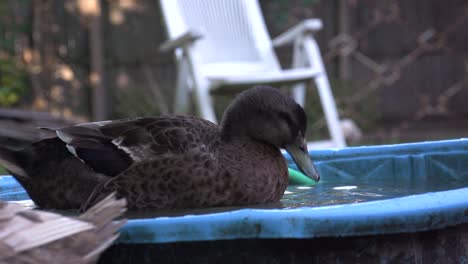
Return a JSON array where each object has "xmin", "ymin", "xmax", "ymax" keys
[
  {"xmin": 220, "ymin": 122, "xmax": 246, "ymax": 142},
  {"xmin": 220, "ymin": 109, "xmax": 248, "ymax": 142},
  {"xmin": 220, "ymin": 113, "xmax": 265, "ymax": 144},
  {"xmin": 221, "ymin": 125, "xmax": 280, "ymax": 154},
  {"xmin": 220, "ymin": 102, "xmax": 277, "ymax": 147}
]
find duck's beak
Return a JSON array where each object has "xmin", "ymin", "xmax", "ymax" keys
[{"xmin": 284, "ymin": 134, "xmax": 320, "ymax": 182}]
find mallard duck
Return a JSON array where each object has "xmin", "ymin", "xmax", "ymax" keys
[
  {"xmin": 0, "ymin": 86, "xmax": 319, "ymax": 210},
  {"xmin": 0, "ymin": 193, "xmax": 126, "ymax": 264}
]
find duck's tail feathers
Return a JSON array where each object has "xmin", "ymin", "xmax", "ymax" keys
[
  {"xmin": 0, "ymin": 145, "xmax": 28, "ymax": 178},
  {"xmin": 79, "ymin": 192, "xmax": 127, "ymax": 262},
  {"xmin": 0, "ymin": 193, "xmax": 127, "ymax": 263}
]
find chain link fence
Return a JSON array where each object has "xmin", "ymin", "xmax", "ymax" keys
[
  {"xmin": 260, "ymin": 0, "xmax": 468, "ymax": 143},
  {"xmin": 322, "ymin": 0, "xmax": 468, "ymax": 141}
]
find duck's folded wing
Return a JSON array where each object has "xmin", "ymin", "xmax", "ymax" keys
[
  {"xmin": 55, "ymin": 118, "xmax": 154, "ymax": 176},
  {"xmin": 56, "ymin": 125, "xmax": 132, "ymax": 176},
  {"xmin": 55, "ymin": 116, "xmax": 218, "ymax": 177}
]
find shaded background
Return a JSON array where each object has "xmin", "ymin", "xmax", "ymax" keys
[{"xmin": 0, "ymin": 0, "xmax": 467, "ymax": 146}]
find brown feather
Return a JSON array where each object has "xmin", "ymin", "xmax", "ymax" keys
[{"xmin": 0, "ymin": 193, "xmax": 126, "ymax": 264}]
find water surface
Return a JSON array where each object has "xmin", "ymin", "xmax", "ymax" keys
[{"xmin": 8, "ymin": 179, "xmax": 467, "ymax": 219}]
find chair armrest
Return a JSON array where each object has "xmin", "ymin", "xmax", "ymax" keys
[
  {"xmin": 272, "ymin": 19, "xmax": 323, "ymax": 47},
  {"xmin": 159, "ymin": 30, "xmax": 203, "ymax": 52}
]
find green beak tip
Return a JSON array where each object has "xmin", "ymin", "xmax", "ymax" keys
[{"xmin": 288, "ymin": 168, "xmax": 317, "ymax": 186}]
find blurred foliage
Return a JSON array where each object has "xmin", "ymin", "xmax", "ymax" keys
[
  {"xmin": 0, "ymin": 57, "xmax": 27, "ymax": 106},
  {"xmin": 0, "ymin": 165, "xmax": 6, "ymax": 175},
  {"xmin": 0, "ymin": 0, "xmax": 30, "ymax": 107},
  {"xmin": 261, "ymin": 0, "xmax": 321, "ymax": 30},
  {"xmin": 113, "ymin": 86, "xmax": 164, "ymax": 118}
]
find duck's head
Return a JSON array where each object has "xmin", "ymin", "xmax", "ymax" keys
[{"xmin": 220, "ymin": 86, "xmax": 320, "ymax": 182}]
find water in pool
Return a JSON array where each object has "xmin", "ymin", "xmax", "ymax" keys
[
  {"xmin": 281, "ymin": 183, "xmax": 416, "ymax": 208},
  {"xmin": 7, "ymin": 179, "xmax": 467, "ymax": 217},
  {"xmin": 282, "ymin": 177, "xmax": 468, "ymax": 209}
]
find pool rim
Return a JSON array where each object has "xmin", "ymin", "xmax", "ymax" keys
[{"xmin": 1, "ymin": 138, "xmax": 467, "ymax": 244}]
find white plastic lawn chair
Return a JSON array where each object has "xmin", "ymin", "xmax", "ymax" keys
[{"xmin": 159, "ymin": 0, "xmax": 346, "ymax": 149}]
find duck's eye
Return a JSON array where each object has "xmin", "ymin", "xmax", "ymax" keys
[
  {"xmin": 277, "ymin": 111, "xmax": 301, "ymax": 139},
  {"xmin": 277, "ymin": 112, "xmax": 294, "ymax": 127}
]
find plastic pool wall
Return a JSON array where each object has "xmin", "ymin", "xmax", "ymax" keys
[{"xmin": 0, "ymin": 139, "xmax": 467, "ymax": 263}]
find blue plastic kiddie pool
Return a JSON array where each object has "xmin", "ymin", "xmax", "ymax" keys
[{"xmin": 1, "ymin": 138, "xmax": 467, "ymax": 263}]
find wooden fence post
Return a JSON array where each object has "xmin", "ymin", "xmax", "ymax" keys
[{"xmin": 81, "ymin": 0, "xmax": 108, "ymax": 121}]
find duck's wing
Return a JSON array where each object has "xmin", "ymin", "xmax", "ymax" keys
[
  {"xmin": 0, "ymin": 193, "xmax": 126, "ymax": 264},
  {"xmin": 55, "ymin": 115, "xmax": 219, "ymax": 177}
]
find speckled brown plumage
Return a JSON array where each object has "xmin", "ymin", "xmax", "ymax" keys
[
  {"xmin": 0, "ymin": 193, "xmax": 126, "ymax": 264},
  {"xmin": 0, "ymin": 86, "xmax": 319, "ymax": 211},
  {"xmin": 85, "ymin": 137, "xmax": 288, "ymax": 210},
  {"xmin": 81, "ymin": 114, "xmax": 290, "ymax": 210}
]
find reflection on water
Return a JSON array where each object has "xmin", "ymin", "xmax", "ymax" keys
[
  {"xmin": 281, "ymin": 183, "xmax": 413, "ymax": 209},
  {"xmin": 9, "ymin": 199, "xmax": 36, "ymax": 209},
  {"xmin": 8, "ymin": 179, "xmax": 467, "ymax": 219}
]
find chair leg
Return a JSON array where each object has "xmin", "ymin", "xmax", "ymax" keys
[
  {"xmin": 196, "ymin": 85, "xmax": 217, "ymax": 123},
  {"xmin": 303, "ymin": 36, "xmax": 346, "ymax": 148},
  {"xmin": 192, "ymin": 79, "xmax": 217, "ymax": 123},
  {"xmin": 174, "ymin": 58, "xmax": 190, "ymax": 114},
  {"xmin": 291, "ymin": 39, "xmax": 306, "ymax": 107}
]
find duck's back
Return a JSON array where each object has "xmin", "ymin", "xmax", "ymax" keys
[{"xmin": 100, "ymin": 115, "xmax": 221, "ymax": 157}]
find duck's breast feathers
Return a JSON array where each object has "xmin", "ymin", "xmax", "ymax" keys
[{"xmin": 55, "ymin": 115, "xmax": 220, "ymax": 175}]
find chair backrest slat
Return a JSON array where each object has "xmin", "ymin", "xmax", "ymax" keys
[{"xmin": 160, "ymin": 0, "xmax": 280, "ymax": 71}]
